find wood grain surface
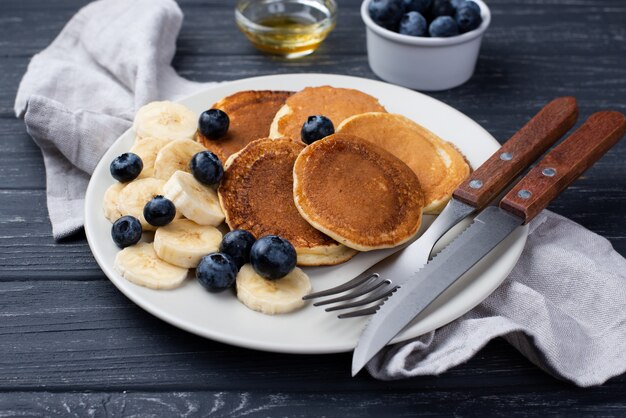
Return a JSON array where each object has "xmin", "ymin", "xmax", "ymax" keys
[{"xmin": 1, "ymin": 0, "xmax": 626, "ymax": 416}]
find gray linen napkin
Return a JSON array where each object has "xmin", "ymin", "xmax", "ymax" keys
[
  {"xmin": 15, "ymin": 0, "xmax": 626, "ymax": 389},
  {"xmin": 14, "ymin": 0, "xmax": 214, "ymax": 239},
  {"xmin": 368, "ymin": 210, "xmax": 626, "ymax": 387}
]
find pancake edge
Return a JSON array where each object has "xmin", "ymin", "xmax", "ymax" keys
[{"xmin": 269, "ymin": 105, "xmax": 292, "ymax": 139}]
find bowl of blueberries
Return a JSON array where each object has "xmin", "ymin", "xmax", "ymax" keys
[{"xmin": 362, "ymin": 0, "xmax": 490, "ymax": 91}]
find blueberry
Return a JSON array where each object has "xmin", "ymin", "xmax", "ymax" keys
[
  {"xmin": 190, "ymin": 151, "xmax": 223, "ymax": 186},
  {"xmin": 110, "ymin": 153, "xmax": 143, "ymax": 182},
  {"xmin": 199, "ymin": 109, "xmax": 229, "ymax": 140},
  {"xmin": 402, "ymin": 0, "xmax": 431, "ymax": 14},
  {"xmin": 143, "ymin": 195, "xmax": 176, "ymax": 227},
  {"xmin": 368, "ymin": 0, "xmax": 405, "ymax": 31},
  {"xmin": 455, "ymin": 4, "xmax": 482, "ymax": 32},
  {"xmin": 429, "ymin": 0, "xmax": 455, "ymax": 18},
  {"xmin": 111, "ymin": 215, "xmax": 142, "ymax": 248},
  {"xmin": 196, "ymin": 252, "xmax": 238, "ymax": 293},
  {"xmin": 220, "ymin": 229, "xmax": 256, "ymax": 269},
  {"xmin": 301, "ymin": 115, "xmax": 335, "ymax": 145},
  {"xmin": 457, "ymin": 0, "xmax": 480, "ymax": 14},
  {"xmin": 399, "ymin": 11, "xmax": 428, "ymax": 36},
  {"xmin": 250, "ymin": 235, "xmax": 297, "ymax": 280},
  {"xmin": 429, "ymin": 16, "xmax": 459, "ymax": 37}
]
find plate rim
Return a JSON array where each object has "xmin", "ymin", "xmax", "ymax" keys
[{"xmin": 85, "ymin": 73, "xmax": 529, "ymax": 354}]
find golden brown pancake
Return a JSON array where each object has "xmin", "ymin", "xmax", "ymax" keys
[
  {"xmin": 293, "ymin": 133, "xmax": 424, "ymax": 251},
  {"xmin": 337, "ymin": 113, "xmax": 470, "ymax": 214},
  {"xmin": 197, "ymin": 90, "xmax": 292, "ymax": 162},
  {"xmin": 269, "ymin": 86, "xmax": 387, "ymax": 142},
  {"xmin": 218, "ymin": 137, "xmax": 357, "ymax": 266}
]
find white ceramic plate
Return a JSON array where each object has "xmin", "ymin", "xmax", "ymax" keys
[{"xmin": 85, "ymin": 74, "xmax": 528, "ymax": 354}]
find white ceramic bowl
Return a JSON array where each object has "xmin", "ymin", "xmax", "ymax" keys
[{"xmin": 361, "ymin": 0, "xmax": 491, "ymax": 91}]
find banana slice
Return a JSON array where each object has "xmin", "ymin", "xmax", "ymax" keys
[
  {"xmin": 236, "ymin": 264, "xmax": 312, "ymax": 315},
  {"xmin": 154, "ymin": 219, "xmax": 222, "ymax": 268},
  {"xmin": 114, "ymin": 242, "xmax": 188, "ymax": 289},
  {"xmin": 129, "ymin": 137, "xmax": 171, "ymax": 178},
  {"xmin": 162, "ymin": 170, "xmax": 224, "ymax": 226},
  {"xmin": 117, "ymin": 177, "xmax": 167, "ymax": 231},
  {"xmin": 154, "ymin": 138, "xmax": 207, "ymax": 180},
  {"xmin": 134, "ymin": 101, "xmax": 197, "ymax": 141},
  {"xmin": 103, "ymin": 182, "xmax": 126, "ymax": 222}
]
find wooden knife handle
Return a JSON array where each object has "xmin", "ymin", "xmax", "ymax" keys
[
  {"xmin": 500, "ymin": 111, "xmax": 626, "ymax": 223},
  {"xmin": 453, "ymin": 97, "xmax": 578, "ymax": 209}
]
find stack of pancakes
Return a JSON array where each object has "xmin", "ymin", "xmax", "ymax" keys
[{"xmin": 196, "ymin": 86, "xmax": 469, "ymax": 266}]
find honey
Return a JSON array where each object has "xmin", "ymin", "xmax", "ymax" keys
[{"xmin": 236, "ymin": 0, "xmax": 337, "ymax": 59}]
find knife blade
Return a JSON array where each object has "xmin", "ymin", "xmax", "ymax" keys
[{"xmin": 352, "ymin": 110, "xmax": 626, "ymax": 376}]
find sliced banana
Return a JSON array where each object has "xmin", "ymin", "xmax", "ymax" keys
[
  {"xmin": 117, "ymin": 177, "xmax": 167, "ymax": 231},
  {"xmin": 236, "ymin": 264, "xmax": 311, "ymax": 315},
  {"xmin": 114, "ymin": 242, "xmax": 188, "ymax": 289},
  {"xmin": 130, "ymin": 137, "xmax": 171, "ymax": 178},
  {"xmin": 103, "ymin": 182, "xmax": 126, "ymax": 222},
  {"xmin": 154, "ymin": 139, "xmax": 207, "ymax": 180},
  {"xmin": 162, "ymin": 170, "xmax": 224, "ymax": 226},
  {"xmin": 134, "ymin": 101, "xmax": 197, "ymax": 141},
  {"xmin": 154, "ymin": 219, "xmax": 222, "ymax": 268}
]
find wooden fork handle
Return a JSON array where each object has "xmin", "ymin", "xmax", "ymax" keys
[
  {"xmin": 500, "ymin": 111, "xmax": 626, "ymax": 223},
  {"xmin": 453, "ymin": 97, "xmax": 578, "ymax": 210}
]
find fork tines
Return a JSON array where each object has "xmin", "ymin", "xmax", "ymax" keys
[{"xmin": 303, "ymin": 273, "xmax": 397, "ymax": 318}]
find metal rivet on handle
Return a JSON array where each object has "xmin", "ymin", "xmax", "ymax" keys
[
  {"xmin": 518, "ymin": 189, "xmax": 532, "ymax": 199},
  {"xmin": 469, "ymin": 180, "xmax": 483, "ymax": 189},
  {"xmin": 500, "ymin": 152, "xmax": 513, "ymax": 161},
  {"xmin": 542, "ymin": 167, "xmax": 557, "ymax": 177}
]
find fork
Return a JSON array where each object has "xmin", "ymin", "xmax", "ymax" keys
[{"xmin": 302, "ymin": 97, "xmax": 579, "ymax": 318}]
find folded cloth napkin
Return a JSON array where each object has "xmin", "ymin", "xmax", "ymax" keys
[
  {"xmin": 15, "ymin": 0, "xmax": 626, "ymax": 389},
  {"xmin": 14, "ymin": 0, "xmax": 214, "ymax": 239}
]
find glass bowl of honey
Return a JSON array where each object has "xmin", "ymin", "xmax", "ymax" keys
[{"xmin": 235, "ymin": 0, "xmax": 337, "ymax": 59}]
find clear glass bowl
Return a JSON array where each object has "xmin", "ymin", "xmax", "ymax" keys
[{"xmin": 235, "ymin": 0, "xmax": 337, "ymax": 59}]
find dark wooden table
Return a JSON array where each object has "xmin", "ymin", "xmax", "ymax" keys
[{"xmin": 2, "ymin": 0, "xmax": 626, "ymax": 415}]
